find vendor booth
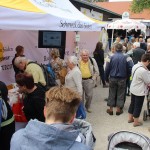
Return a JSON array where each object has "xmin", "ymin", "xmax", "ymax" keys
[{"xmin": 0, "ymin": 0, "xmax": 106, "ymax": 85}]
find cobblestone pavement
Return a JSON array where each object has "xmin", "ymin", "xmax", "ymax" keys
[{"xmin": 86, "ymin": 84, "xmax": 150, "ymax": 150}]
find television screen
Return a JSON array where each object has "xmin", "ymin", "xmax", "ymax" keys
[{"xmin": 38, "ymin": 31, "xmax": 66, "ymax": 48}]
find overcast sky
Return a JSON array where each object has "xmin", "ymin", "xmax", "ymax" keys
[{"xmin": 109, "ymin": 0, "xmax": 132, "ymax": 1}]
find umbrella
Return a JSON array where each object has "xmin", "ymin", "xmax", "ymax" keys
[
  {"xmin": 107, "ymin": 19, "xmax": 146, "ymax": 32},
  {"xmin": 107, "ymin": 19, "xmax": 146, "ymax": 44}
]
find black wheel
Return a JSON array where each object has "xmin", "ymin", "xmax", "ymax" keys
[{"xmin": 143, "ymin": 110, "xmax": 147, "ymax": 121}]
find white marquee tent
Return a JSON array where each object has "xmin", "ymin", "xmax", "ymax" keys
[
  {"xmin": 107, "ymin": 19, "xmax": 146, "ymax": 33},
  {"xmin": 0, "ymin": 0, "xmax": 106, "ymax": 31},
  {"xmin": 107, "ymin": 18, "xmax": 147, "ymax": 44},
  {"xmin": 0, "ymin": 0, "xmax": 107, "ymax": 85}
]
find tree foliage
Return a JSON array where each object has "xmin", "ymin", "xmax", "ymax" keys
[
  {"xmin": 84, "ymin": 0, "xmax": 107, "ymax": 2},
  {"xmin": 131, "ymin": 0, "xmax": 150, "ymax": 13}
]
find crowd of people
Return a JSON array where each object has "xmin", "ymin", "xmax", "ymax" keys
[
  {"xmin": 105, "ymin": 36, "xmax": 150, "ymax": 127},
  {"xmin": 1, "ymin": 35, "xmax": 150, "ymax": 149}
]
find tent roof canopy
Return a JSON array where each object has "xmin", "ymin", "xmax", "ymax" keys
[{"xmin": 0, "ymin": 0, "xmax": 106, "ymax": 31}]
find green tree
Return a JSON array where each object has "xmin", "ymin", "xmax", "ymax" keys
[
  {"xmin": 84, "ymin": 0, "xmax": 107, "ymax": 2},
  {"xmin": 131, "ymin": 0, "xmax": 150, "ymax": 13}
]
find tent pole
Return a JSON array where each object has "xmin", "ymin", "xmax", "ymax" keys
[
  {"xmin": 126, "ymin": 29, "xmax": 127, "ymax": 37},
  {"xmin": 111, "ymin": 29, "xmax": 114, "ymax": 47},
  {"xmin": 49, "ymin": 48, "xmax": 52, "ymax": 63}
]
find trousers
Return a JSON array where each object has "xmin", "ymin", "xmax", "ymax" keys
[
  {"xmin": 107, "ymin": 78, "xmax": 126, "ymax": 108},
  {"xmin": 128, "ymin": 94, "xmax": 145, "ymax": 118},
  {"xmin": 82, "ymin": 79, "xmax": 94, "ymax": 109}
]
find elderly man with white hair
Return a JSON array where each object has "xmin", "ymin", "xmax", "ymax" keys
[
  {"xmin": 65, "ymin": 55, "xmax": 83, "ymax": 97},
  {"xmin": 14, "ymin": 56, "xmax": 46, "ymax": 86},
  {"xmin": 132, "ymin": 42, "xmax": 145, "ymax": 64},
  {"xmin": 147, "ymin": 38, "xmax": 150, "ymax": 44},
  {"xmin": 147, "ymin": 43, "xmax": 150, "ymax": 53},
  {"xmin": 78, "ymin": 50, "xmax": 99, "ymax": 113}
]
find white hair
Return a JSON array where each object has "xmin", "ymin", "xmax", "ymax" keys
[
  {"xmin": 14, "ymin": 56, "xmax": 26, "ymax": 66},
  {"xmin": 147, "ymin": 38, "xmax": 150, "ymax": 43},
  {"xmin": 122, "ymin": 46, "xmax": 127, "ymax": 53},
  {"xmin": 133, "ymin": 42, "xmax": 140, "ymax": 48},
  {"xmin": 80, "ymin": 49, "xmax": 89, "ymax": 55},
  {"xmin": 68, "ymin": 56, "xmax": 78, "ymax": 65},
  {"xmin": 147, "ymin": 43, "xmax": 150, "ymax": 50}
]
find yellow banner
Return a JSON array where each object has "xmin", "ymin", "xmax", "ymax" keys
[
  {"xmin": 0, "ymin": 0, "xmax": 43, "ymax": 13},
  {"xmin": 0, "ymin": 42, "xmax": 4, "ymax": 61}
]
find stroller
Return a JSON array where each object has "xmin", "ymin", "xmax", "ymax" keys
[
  {"xmin": 108, "ymin": 131, "xmax": 150, "ymax": 150},
  {"xmin": 143, "ymin": 90, "xmax": 150, "ymax": 121}
]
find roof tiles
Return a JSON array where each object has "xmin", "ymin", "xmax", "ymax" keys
[{"xmin": 96, "ymin": 2, "xmax": 150, "ymax": 20}]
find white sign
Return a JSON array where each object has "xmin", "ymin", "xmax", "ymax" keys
[
  {"xmin": 75, "ymin": 34, "xmax": 80, "ymax": 42},
  {"xmin": 91, "ymin": 9, "xmax": 103, "ymax": 21},
  {"xmin": 122, "ymin": 12, "xmax": 130, "ymax": 19},
  {"xmin": 81, "ymin": 7, "xmax": 103, "ymax": 21},
  {"xmin": 99, "ymin": 29, "xmax": 108, "ymax": 51}
]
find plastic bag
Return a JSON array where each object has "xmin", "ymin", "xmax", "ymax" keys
[
  {"xmin": 12, "ymin": 97, "xmax": 27, "ymax": 122},
  {"xmin": 76, "ymin": 102, "xmax": 86, "ymax": 119}
]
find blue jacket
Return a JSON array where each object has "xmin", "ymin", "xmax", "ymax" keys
[
  {"xmin": 132, "ymin": 47, "xmax": 145, "ymax": 64},
  {"xmin": 105, "ymin": 51, "xmax": 133, "ymax": 82},
  {"xmin": 10, "ymin": 119, "xmax": 92, "ymax": 150}
]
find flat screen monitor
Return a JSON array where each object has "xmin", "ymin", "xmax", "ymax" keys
[{"xmin": 38, "ymin": 31, "xmax": 66, "ymax": 48}]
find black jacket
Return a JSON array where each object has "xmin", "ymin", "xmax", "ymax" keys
[
  {"xmin": 0, "ymin": 81, "xmax": 14, "ymax": 123},
  {"xmin": 140, "ymin": 42, "xmax": 147, "ymax": 51},
  {"xmin": 93, "ymin": 50, "xmax": 104, "ymax": 66},
  {"xmin": 23, "ymin": 84, "xmax": 45, "ymax": 122}
]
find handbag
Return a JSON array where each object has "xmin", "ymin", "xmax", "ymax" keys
[
  {"xmin": 59, "ymin": 67, "xmax": 67, "ymax": 85},
  {"xmin": 76, "ymin": 102, "xmax": 86, "ymax": 119},
  {"xmin": 12, "ymin": 97, "xmax": 27, "ymax": 122}
]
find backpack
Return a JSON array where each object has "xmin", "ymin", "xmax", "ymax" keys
[
  {"xmin": 89, "ymin": 57, "xmax": 97, "ymax": 74},
  {"xmin": 89, "ymin": 57, "xmax": 94, "ymax": 65},
  {"xmin": 0, "ymin": 90, "xmax": 8, "ymax": 126},
  {"xmin": 27, "ymin": 62, "xmax": 57, "ymax": 91}
]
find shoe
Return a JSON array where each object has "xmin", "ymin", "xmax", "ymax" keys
[
  {"xmin": 104, "ymin": 98, "xmax": 108, "ymax": 101},
  {"xmin": 106, "ymin": 109, "xmax": 113, "ymax": 115},
  {"xmin": 116, "ymin": 110, "xmax": 123, "ymax": 116},
  {"xmin": 128, "ymin": 119, "xmax": 134, "ymax": 123},
  {"xmin": 86, "ymin": 109, "xmax": 92, "ymax": 113},
  {"xmin": 103, "ymin": 85, "xmax": 108, "ymax": 88},
  {"xmin": 133, "ymin": 122, "xmax": 143, "ymax": 127}
]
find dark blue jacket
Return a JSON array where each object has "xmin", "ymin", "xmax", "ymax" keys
[
  {"xmin": 105, "ymin": 51, "xmax": 133, "ymax": 82},
  {"xmin": 132, "ymin": 47, "xmax": 145, "ymax": 64}
]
